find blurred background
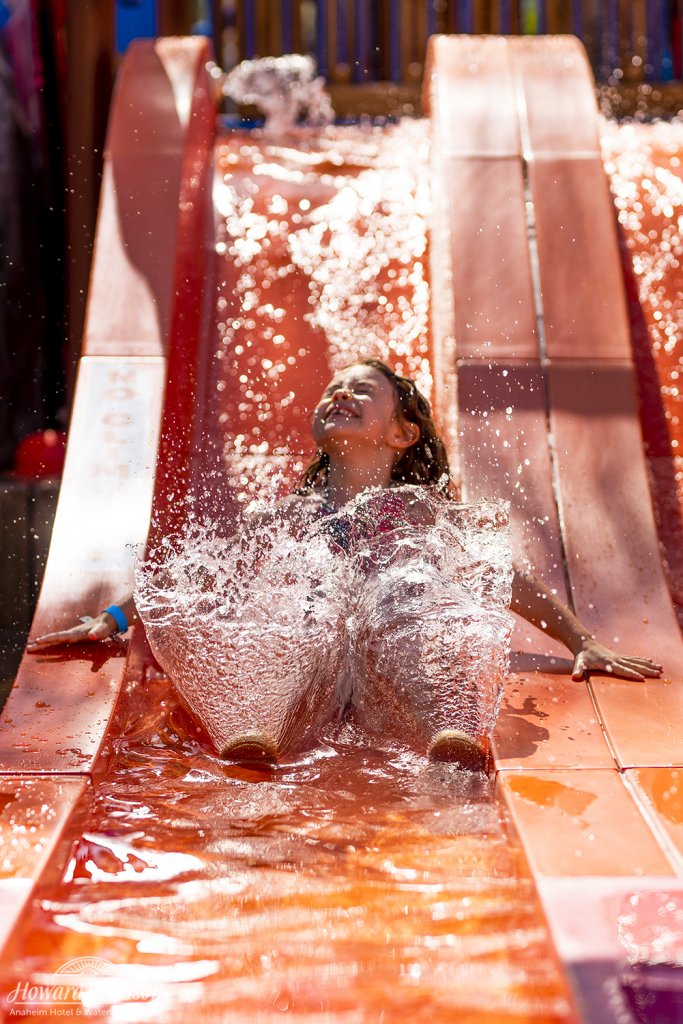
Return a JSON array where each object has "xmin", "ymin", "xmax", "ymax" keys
[{"xmin": 1, "ymin": 0, "xmax": 682, "ymax": 692}]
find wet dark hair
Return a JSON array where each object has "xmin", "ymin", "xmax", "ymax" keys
[{"xmin": 294, "ymin": 358, "xmax": 459, "ymax": 500}]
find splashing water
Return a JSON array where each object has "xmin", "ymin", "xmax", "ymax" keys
[
  {"xmin": 135, "ymin": 486, "xmax": 513, "ymax": 758},
  {"xmin": 287, "ymin": 122, "xmax": 432, "ymax": 371},
  {"xmin": 223, "ymin": 54, "xmax": 334, "ymax": 134},
  {"xmin": 601, "ymin": 118, "xmax": 683, "ymax": 614},
  {"xmin": 211, "ymin": 119, "xmax": 433, "ymax": 511},
  {"xmin": 601, "ymin": 118, "xmax": 683, "ymax": 368}
]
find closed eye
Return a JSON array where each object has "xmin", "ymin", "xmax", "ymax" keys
[{"xmin": 323, "ymin": 384, "xmax": 375, "ymax": 396}]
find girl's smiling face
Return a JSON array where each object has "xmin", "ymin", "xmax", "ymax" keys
[{"xmin": 310, "ymin": 364, "xmax": 419, "ymax": 456}]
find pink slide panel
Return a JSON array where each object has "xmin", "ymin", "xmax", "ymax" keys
[
  {"xmin": 537, "ymin": 876, "xmax": 683, "ymax": 995},
  {"xmin": 84, "ymin": 37, "xmax": 215, "ymax": 358},
  {"xmin": 547, "ymin": 360, "xmax": 683, "ymax": 768},
  {"xmin": 494, "ymin": 673, "xmax": 615, "ymax": 772},
  {"xmin": 498, "ymin": 769, "xmax": 676, "ymax": 878},
  {"xmin": 509, "ymin": 35, "xmax": 601, "ymax": 158},
  {"xmin": 424, "ymin": 35, "xmax": 520, "ymax": 157},
  {"xmin": 529, "ymin": 158, "xmax": 632, "ymax": 362},
  {"xmin": 445, "ymin": 160, "xmax": 538, "ymax": 360}
]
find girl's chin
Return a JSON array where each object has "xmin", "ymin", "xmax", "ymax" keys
[
  {"xmin": 312, "ymin": 423, "xmax": 362, "ymax": 443},
  {"xmin": 317, "ymin": 440, "xmax": 382, "ymax": 457}
]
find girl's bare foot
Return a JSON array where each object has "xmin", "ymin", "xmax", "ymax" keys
[
  {"xmin": 221, "ymin": 733, "xmax": 279, "ymax": 765},
  {"xmin": 428, "ymin": 729, "xmax": 488, "ymax": 772}
]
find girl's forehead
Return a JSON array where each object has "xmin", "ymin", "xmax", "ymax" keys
[{"xmin": 324, "ymin": 366, "xmax": 389, "ymax": 390}]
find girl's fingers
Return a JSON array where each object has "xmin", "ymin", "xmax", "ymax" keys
[
  {"xmin": 581, "ymin": 657, "xmax": 646, "ymax": 680},
  {"xmin": 605, "ymin": 662, "xmax": 645, "ymax": 681},
  {"xmin": 48, "ymin": 630, "xmax": 80, "ymax": 642},
  {"xmin": 624, "ymin": 662, "xmax": 662, "ymax": 674},
  {"xmin": 27, "ymin": 631, "xmax": 78, "ymax": 649},
  {"xmin": 626, "ymin": 659, "xmax": 663, "ymax": 675},
  {"xmin": 617, "ymin": 658, "xmax": 662, "ymax": 675},
  {"xmin": 27, "ymin": 621, "xmax": 112, "ymax": 650},
  {"xmin": 574, "ymin": 654, "xmax": 658, "ymax": 681}
]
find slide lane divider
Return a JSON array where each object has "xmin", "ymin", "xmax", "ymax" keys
[
  {"xmin": 425, "ymin": 34, "xmax": 521, "ymax": 158},
  {"xmin": 498, "ymin": 769, "xmax": 677, "ymax": 879},
  {"xmin": 546, "ymin": 361, "xmax": 683, "ymax": 768},
  {"xmin": 457, "ymin": 359, "xmax": 615, "ymax": 771},
  {"xmin": 84, "ymin": 37, "xmax": 217, "ymax": 359},
  {"xmin": 0, "ymin": 37, "xmax": 216, "ymax": 775},
  {"xmin": 504, "ymin": 34, "xmax": 683, "ymax": 1020},
  {"xmin": 527, "ymin": 157, "xmax": 632, "ymax": 362},
  {"xmin": 511, "ymin": 33, "xmax": 683, "ymax": 767},
  {"xmin": 622, "ymin": 767, "xmax": 683, "ymax": 878},
  {"xmin": 425, "ymin": 35, "xmax": 612, "ymax": 774},
  {"xmin": 536, "ymin": 874, "xmax": 683, "ymax": 1024},
  {"xmin": 626, "ymin": 767, "xmax": 683, "ymax": 875}
]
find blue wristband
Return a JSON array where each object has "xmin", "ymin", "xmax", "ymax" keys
[{"xmin": 103, "ymin": 604, "xmax": 129, "ymax": 634}]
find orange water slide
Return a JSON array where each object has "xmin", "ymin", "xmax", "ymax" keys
[
  {"xmin": 427, "ymin": 33, "xmax": 683, "ymax": 1011},
  {"xmin": 0, "ymin": 31, "xmax": 682, "ymax": 1022}
]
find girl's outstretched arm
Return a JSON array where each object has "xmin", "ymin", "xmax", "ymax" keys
[
  {"xmin": 511, "ymin": 566, "xmax": 663, "ymax": 681},
  {"xmin": 26, "ymin": 498, "xmax": 301, "ymax": 651},
  {"xmin": 26, "ymin": 593, "xmax": 138, "ymax": 650}
]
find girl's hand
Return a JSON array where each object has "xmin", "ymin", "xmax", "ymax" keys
[
  {"xmin": 26, "ymin": 613, "xmax": 118, "ymax": 652},
  {"xmin": 571, "ymin": 638, "xmax": 663, "ymax": 682}
]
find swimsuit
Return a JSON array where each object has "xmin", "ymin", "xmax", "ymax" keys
[{"xmin": 308, "ymin": 486, "xmax": 417, "ymax": 560}]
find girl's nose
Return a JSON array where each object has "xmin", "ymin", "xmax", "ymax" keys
[{"xmin": 332, "ymin": 385, "xmax": 352, "ymax": 400}]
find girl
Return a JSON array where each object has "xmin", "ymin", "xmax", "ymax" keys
[{"xmin": 28, "ymin": 358, "xmax": 662, "ymax": 770}]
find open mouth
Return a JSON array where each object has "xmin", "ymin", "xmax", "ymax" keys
[{"xmin": 326, "ymin": 406, "xmax": 359, "ymax": 421}]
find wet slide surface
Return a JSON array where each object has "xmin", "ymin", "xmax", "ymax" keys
[
  {"xmin": 1, "ymin": 33, "xmax": 683, "ymax": 1024},
  {"xmin": 4, "ymin": 689, "xmax": 570, "ymax": 1021}
]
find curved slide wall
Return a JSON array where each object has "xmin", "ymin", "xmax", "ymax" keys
[{"xmin": 0, "ymin": 36, "xmax": 216, "ymax": 953}]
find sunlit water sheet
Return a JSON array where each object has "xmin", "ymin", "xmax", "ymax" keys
[
  {"xmin": 601, "ymin": 117, "xmax": 683, "ymax": 620},
  {"xmin": 3, "ymin": 689, "xmax": 571, "ymax": 1023},
  {"xmin": 0, "ymin": 122, "xmax": 578, "ymax": 1022}
]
